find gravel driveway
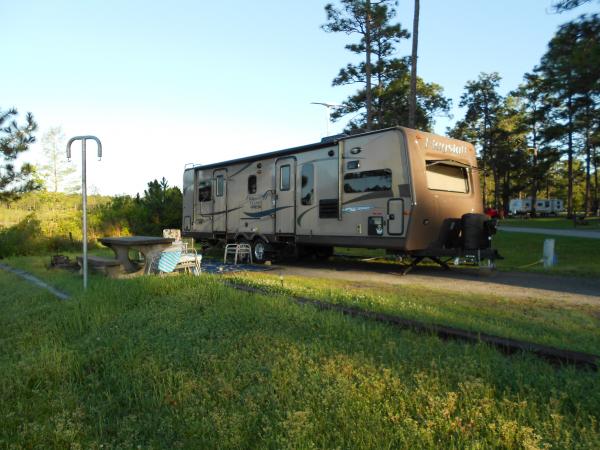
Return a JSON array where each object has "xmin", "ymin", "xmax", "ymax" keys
[{"xmin": 275, "ymin": 259, "xmax": 600, "ymax": 307}]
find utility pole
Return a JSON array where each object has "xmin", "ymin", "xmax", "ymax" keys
[{"xmin": 408, "ymin": 0, "xmax": 420, "ymax": 128}]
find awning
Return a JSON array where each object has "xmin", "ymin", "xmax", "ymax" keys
[{"xmin": 426, "ymin": 159, "xmax": 479, "ymax": 170}]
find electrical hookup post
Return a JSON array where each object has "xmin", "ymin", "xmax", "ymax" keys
[{"xmin": 66, "ymin": 136, "xmax": 102, "ymax": 290}]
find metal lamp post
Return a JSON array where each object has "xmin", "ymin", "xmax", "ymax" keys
[{"xmin": 66, "ymin": 136, "xmax": 102, "ymax": 290}]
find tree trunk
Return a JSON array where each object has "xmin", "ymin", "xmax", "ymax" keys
[
  {"xmin": 376, "ymin": 46, "xmax": 384, "ymax": 127},
  {"xmin": 594, "ymin": 145, "xmax": 599, "ymax": 216},
  {"xmin": 566, "ymin": 93, "xmax": 574, "ymax": 218},
  {"xmin": 493, "ymin": 167, "xmax": 500, "ymax": 210},
  {"xmin": 584, "ymin": 107, "xmax": 591, "ymax": 216},
  {"xmin": 529, "ymin": 118, "xmax": 538, "ymax": 217},
  {"xmin": 503, "ymin": 172, "xmax": 511, "ymax": 216},
  {"xmin": 408, "ymin": 0, "xmax": 419, "ymax": 128},
  {"xmin": 482, "ymin": 162, "xmax": 487, "ymax": 207},
  {"xmin": 365, "ymin": 0, "xmax": 373, "ymax": 130}
]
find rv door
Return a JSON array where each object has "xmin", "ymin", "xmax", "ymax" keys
[
  {"xmin": 212, "ymin": 169, "xmax": 227, "ymax": 233},
  {"xmin": 275, "ymin": 158, "xmax": 296, "ymax": 234}
]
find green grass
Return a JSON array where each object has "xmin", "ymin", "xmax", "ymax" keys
[
  {"xmin": 500, "ymin": 216, "xmax": 600, "ymax": 230},
  {"xmin": 335, "ymin": 230, "xmax": 600, "ymax": 277},
  {"xmin": 230, "ymin": 272, "xmax": 600, "ymax": 356},
  {"xmin": 1, "ymin": 262, "xmax": 600, "ymax": 448},
  {"xmin": 494, "ymin": 231, "xmax": 600, "ymax": 277}
]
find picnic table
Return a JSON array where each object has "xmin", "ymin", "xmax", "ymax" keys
[{"xmin": 99, "ymin": 236, "xmax": 175, "ymax": 275}]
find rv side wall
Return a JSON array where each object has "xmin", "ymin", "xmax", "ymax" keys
[{"xmin": 183, "ymin": 127, "xmax": 482, "ymax": 255}]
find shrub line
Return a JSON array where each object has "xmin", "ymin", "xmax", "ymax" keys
[
  {"xmin": 225, "ymin": 281, "xmax": 598, "ymax": 370},
  {"xmin": 0, "ymin": 262, "xmax": 70, "ymax": 300}
]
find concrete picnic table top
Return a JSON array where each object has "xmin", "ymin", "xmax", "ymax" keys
[
  {"xmin": 99, "ymin": 236, "xmax": 176, "ymax": 275},
  {"xmin": 99, "ymin": 236, "xmax": 175, "ymax": 246}
]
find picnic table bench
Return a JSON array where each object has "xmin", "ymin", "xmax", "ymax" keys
[{"xmin": 77, "ymin": 255, "xmax": 123, "ymax": 278}]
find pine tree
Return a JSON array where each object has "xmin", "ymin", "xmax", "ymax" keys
[
  {"xmin": 0, "ymin": 107, "xmax": 40, "ymax": 202},
  {"xmin": 322, "ymin": 0, "xmax": 408, "ymax": 131},
  {"xmin": 323, "ymin": 0, "xmax": 449, "ymax": 133},
  {"xmin": 551, "ymin": 0, "xmax": 597, "ymax": 12},
  {"xmin": 512, "ymin": 73, "xmax": 560, "ymax": 216},
  {"xmin": 536, "ymin": 14, "xmax": 600, "ymax": 216},
  {"xmin": 452, "ymin": 72, "xmax": 503, "ymax": 207}
]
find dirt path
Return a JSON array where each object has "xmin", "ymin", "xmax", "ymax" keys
[{"xmin": 274, "ymin": 260, "xmax": 600, "ymax": 307}]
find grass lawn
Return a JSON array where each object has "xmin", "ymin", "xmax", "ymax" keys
[
  {"xmin": 500, "ymin": 216, "xmax": 600, "ymax": 230},
  {"xmin": 335, "ymin": 230, "xmax": 600, "ymax": 278},
  {"xmin": 230, "ymin": 272, "xmax": 600, "ymax": 356},
  {"xmin": 1, "ymin": 256, "xmax": 600, "ymax": 448},
  {"xmin": 493, "ymin": 231, "xmax": 600, "ymax": 277}
]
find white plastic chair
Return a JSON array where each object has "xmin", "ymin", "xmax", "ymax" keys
[{"xmin": 224, "ymin": 243, "xmax": 252, "ymax": 265}]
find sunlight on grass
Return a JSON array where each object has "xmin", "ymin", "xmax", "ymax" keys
[{"xmin": 1, "ymin": 256, "xmax": 599, "ymax": 447}]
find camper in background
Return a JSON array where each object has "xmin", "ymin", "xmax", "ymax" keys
[{"xmin": 509, "ymin": 198, "xmax": 564, "ymax": 217}]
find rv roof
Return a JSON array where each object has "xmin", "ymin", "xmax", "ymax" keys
[{"xmin": 185, "ymin": 127, "xmax": 403, "ymax": 171}]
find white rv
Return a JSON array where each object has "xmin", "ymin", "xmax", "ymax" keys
[
  {"xmin": 182, "ymin": 127, "xmax": 499, "ymax": 266},
  {"xmin": 509, "ymin": 198, "xmax": 564, "ymax": 216}
]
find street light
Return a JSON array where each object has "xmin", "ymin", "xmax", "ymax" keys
[
  {"xmin": 310, "ymin": 102, "xmax": 342, "ymax": 136},
  {"xmin": 66, "ymin": 136, "xmax": 102, "ymax": 290}
]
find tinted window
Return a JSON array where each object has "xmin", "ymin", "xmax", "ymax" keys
[
  {"xmin": 301, "ymin": 163, "xmax": 314, "ymax": 205},
  {"xmin": 216, "ymin": 175, "xmax": 224, "ymax": 197},
  {"xmin": 426, "ymin": 163, "xmax": 469, "ymax": 193},
  {"xmin": 344, "ymin": 169, "xmax": 392, "ymax": 193},
  {"xmin": 198, "ymin": 180, "xmax": 211, "ymax": 202},
  {"xmin": 280, "ymin": 165, "xmax": 291, "ymax": 191},
  {"xmin": 248, "ymin": 175, "xmax": 257, "ymax": 194}
]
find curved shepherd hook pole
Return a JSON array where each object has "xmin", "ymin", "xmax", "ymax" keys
[{"xmin": 66, "ymin": 136, "xmax": 102, "ymax": 290}]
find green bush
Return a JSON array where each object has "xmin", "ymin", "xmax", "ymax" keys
[{"xmin": 0, "ymin": 214, "xmax": 46, "ymax": 257}]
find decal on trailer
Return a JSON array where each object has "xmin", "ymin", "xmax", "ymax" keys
[{"xmin": 342, "ymin": 205, "xmax": 373, "ymax": 214}]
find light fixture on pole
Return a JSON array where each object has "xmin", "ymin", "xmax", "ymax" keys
[
  {"xmin": 310, "ymin": 102, "xmax": 342, "ymax": 136},
  {"xmin": 66, "ymin": 136, "xmax": 102, "ymax": 290}
]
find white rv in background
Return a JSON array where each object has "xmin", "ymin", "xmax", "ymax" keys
[{"xmin": 509, "ymin": 198, "xmax": 564, "ymax": 216}]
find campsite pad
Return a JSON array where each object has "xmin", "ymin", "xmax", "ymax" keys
[{"xmin": 201, "ymin": 258, "xmax": 275, "ymax": 275}]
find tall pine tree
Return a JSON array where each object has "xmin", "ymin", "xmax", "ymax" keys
[{"xmin": 0, "ymin": 107, "xmax": 39, "ymax": 202}]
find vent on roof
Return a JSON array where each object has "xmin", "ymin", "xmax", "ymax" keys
[{"xmin": 320, "ymin": 134, "xmax": 347, "ymax": 144}]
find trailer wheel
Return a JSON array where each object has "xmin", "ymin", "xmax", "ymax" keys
[
  {"xmin": 252, "ymin": 238, "xmax": 268, "ymax": 264},
  {"xmin": 315, "ymin": 246, "xmax": 333, "ymax": 259}
]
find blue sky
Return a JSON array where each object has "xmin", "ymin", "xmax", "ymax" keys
[{"xmin": 2, "ymin": 0, "xmax": 597, "ymax": 195}]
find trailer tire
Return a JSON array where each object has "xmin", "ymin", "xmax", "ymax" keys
[
  {"xmin": 315, "ymin": 246, "xmax": 333, "ymax": 259},
  {"xmin": 251, "ymin": 238, "xmax": 268, "ymax": 264}
]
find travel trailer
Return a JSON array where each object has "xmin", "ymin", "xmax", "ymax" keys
[
  {"xmin": 182, "ymin": 127, "xmax": 499, "ymax": 268},
  {"xmin": 509, "ymin": 198, "xmax": 564, "ymax": 216}
]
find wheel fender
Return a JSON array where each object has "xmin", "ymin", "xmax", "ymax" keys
[{"xmin": 233, "ymin": 232, "xmax": 270, "ymax": 244}]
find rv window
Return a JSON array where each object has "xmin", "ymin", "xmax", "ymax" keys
[
  {"xmin": 343, "ymin": 169, "xmax": 392, "ymax": 193},
  {"xmin": 545, "ymin": 201, "xmax": 550, "ymax": 207},
  {"xmin": 280, "ymin": 165, "xmax": 291, "ymax": 191},
  {"xmin": 426, "ymin": 164, "xmax": 469, "ymax": 193},
  {"xmin": 248, "ymin": 175, "xmax": 257, "ymax": 194},
  {"xmin": 216, "ymin": 175, "xmax": 224, "ymax": 197},
  {"xmin": 198, "ymin": 180, "xmax": 211, "ymax": 202},
  {"xmin": 301, "ymin": 163, "xmax": 314, "ymax": 205}
]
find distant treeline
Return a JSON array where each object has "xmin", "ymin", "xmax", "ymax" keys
[{"xmin": 0, "ymin": 178, "xmax": 181, "ymax": 257}]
